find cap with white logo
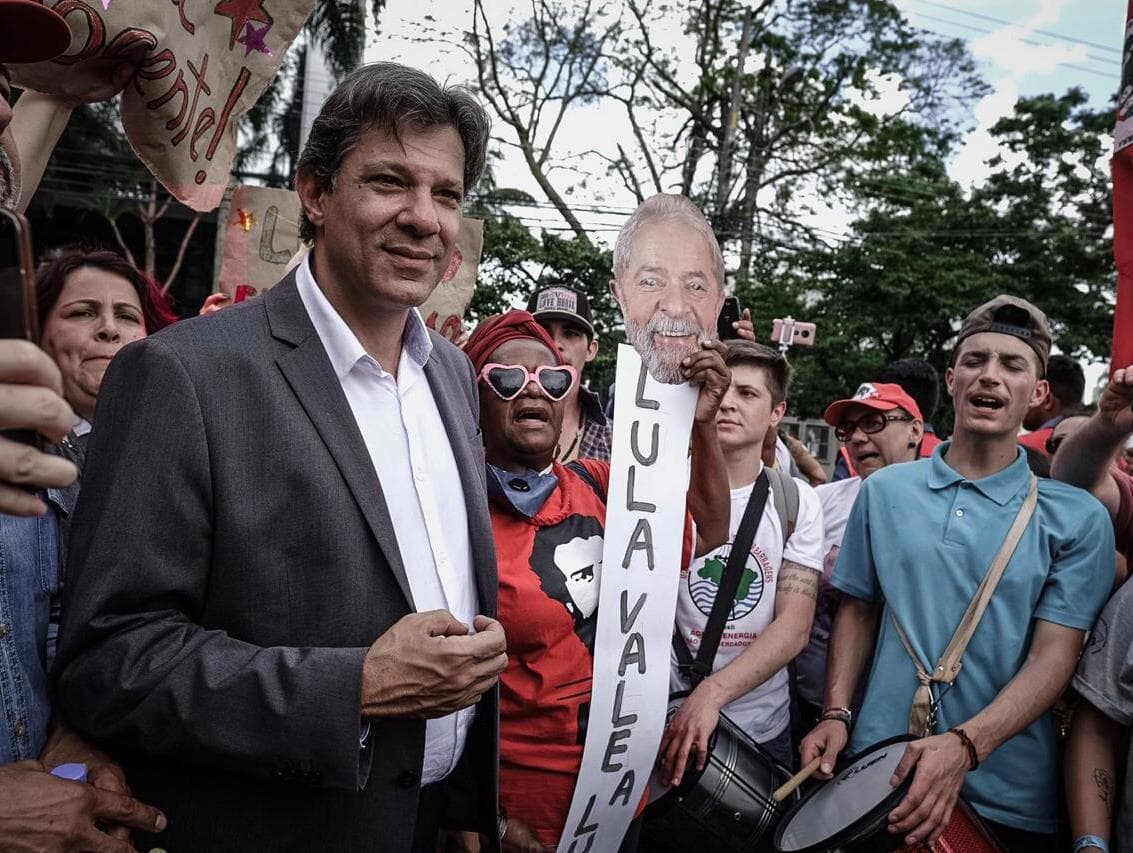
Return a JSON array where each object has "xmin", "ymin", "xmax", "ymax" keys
[{"xmin": 526, "ymin": 285, "xmax": 595, "ymax": 337}]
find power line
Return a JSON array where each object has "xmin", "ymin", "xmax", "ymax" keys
[
  {"xmin": 909, "ymin": 0, "xmax": 1122, "ymax": 57},
  {"xmin": 913, "ymin": 13, "xmax": 1118, "ymax": 81}
]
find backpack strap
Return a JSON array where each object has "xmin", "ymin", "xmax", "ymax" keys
[
  {"xmin": 764, "ymin": 466, "xmax": 799, "ymax": 546},
  {"xmin": 566, "ymin": 460, "xmax": 606, "ymax": 502}
]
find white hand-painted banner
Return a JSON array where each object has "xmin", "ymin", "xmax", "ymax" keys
[{"xmin": 557, "ymin": 344, "xmax": 696, "ymax": 853}]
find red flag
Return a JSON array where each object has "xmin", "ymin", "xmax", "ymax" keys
[{"xmin": 1111, "ymin": 0, "xmax": 1133, "ymax": 370}]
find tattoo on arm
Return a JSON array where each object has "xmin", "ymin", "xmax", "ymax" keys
[
  {"xmin": 777, "ymin": 561, "xmax": 819, "ymax": 601},
  {"xmin": 1095, "ymin": 767, "xmax": 1115, "ymax": 818}
]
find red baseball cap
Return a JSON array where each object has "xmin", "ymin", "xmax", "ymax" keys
[
  {"xmin": 0, "ymin": 1, "xmax": 70, "ymax": 64},
  {"xmin": 823, "ymin": 382, "xmax": 924, "ymax": 427}
]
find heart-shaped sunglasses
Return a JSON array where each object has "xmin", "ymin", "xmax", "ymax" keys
[{"xmin": 478, "ymin": 363, "xmax": 578, "ymax": 401}]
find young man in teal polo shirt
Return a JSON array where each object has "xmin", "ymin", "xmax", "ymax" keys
[{"xmin": 800, "ymin": 295, "xmax": 1114, "ymax": 853}]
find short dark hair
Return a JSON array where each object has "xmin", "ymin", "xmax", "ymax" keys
[
  {"xmin": 295, "ymin": 62, "xmax": 491, "ymax": 242},
  {"xmin": 724, "ymin": 340, "xmax": 791, "ymax": 405},
  {"xmin": 878, "ymin": 358, "xmax": 939, "ymax": 421},
  {"xmin": 1044, "ymin": 354, "xmax": 1085, "ymax": 409},
  {"xmin": 36, "ymin": 248, "xmax": 178, "ymax": 335}
]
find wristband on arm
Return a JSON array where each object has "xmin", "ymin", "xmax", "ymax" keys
[
  {"xmin": 1073, "ymin": 835, "xmax": 1109, "ymax": 853},
  {"xmin": 947, "ymin": 727, "xmax": 979, "ymax": 770},
  {"xmin": 820, "ymin": 706, "xmax": 853, "ymax": 730}
]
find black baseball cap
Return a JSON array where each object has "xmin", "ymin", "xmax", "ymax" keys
[{"xmin": 526, "ymin": 285, "xmax": 595, "ymax": 337}]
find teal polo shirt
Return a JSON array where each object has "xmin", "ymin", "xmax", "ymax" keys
[{"xmin": 831, "ymin": 442, "xmax": 1114, "ymax": 833}]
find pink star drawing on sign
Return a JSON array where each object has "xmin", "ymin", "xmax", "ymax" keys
[
  {"xmin": 101, "ymin": 0, "xmax": 111, "ymax": 8},
  {"xmin": 237, "ymin": 20, "xmax": 272, "ymax": 56},
  {"xmin": 214, "ymin": 0, "xmax": 272, "ymax": 50}
]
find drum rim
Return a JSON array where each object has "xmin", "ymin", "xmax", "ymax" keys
[{"xmin": 772, "ymin": 733, "xmax": 918, "ymax": 853}]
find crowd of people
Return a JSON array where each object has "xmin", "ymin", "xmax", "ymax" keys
[{"xmin": 2, "ymin": 4, "xmax": 1133, "ymax": 853}]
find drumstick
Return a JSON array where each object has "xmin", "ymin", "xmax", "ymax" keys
[{"xmin": 772, "ymin": 756, "xmax": 823, "ymax": 802}]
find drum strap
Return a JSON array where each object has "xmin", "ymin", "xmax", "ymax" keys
[
  {"xmin": 891, "ymin": 474, "xmax": 1038, "ymax": 737},
  {"xmin": 673, "ymin": 469, "xmax": 771, "ymax": 687}
]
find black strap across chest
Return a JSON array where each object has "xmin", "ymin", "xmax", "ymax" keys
[{"xmin": 673, "ymin": 470, "xmax": 771, "ymax": 687}]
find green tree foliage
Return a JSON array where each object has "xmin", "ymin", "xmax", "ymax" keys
[{"xmin": 757, "ymin": 90, "xmax": 1114, "ymax": 426}]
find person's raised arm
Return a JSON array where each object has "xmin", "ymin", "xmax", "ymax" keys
[
  {"xmin": 13, "ymin": 64, "xmax": 134, "ymax": 211},
  {"xmin": 682, "ymin": 339, "xmax": 730, "ymax": 555},
  {"xmin": 1051, "ymin": 365, "xmax": 1133, "ymax": 520},
  {"xmin": 783, "ymin": 430, "xmax": 828, "ymax": 486}
]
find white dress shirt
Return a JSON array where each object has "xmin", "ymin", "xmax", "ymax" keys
[{"xmin": 296, "ymin": 258, "xmax": 479, "ymax": 784}]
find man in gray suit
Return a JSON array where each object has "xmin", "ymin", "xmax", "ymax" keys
[{"xmin": 55, "ymin": 63, "xmax": 507, "ymax": 851}]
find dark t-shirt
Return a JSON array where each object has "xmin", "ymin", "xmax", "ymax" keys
[{"xmin": 1073, "ymin": 575, "xmax": 1133, "ymax": 853}]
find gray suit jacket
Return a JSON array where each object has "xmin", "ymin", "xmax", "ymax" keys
[{"xmin": 55, "ymin": 272, "xmax": 498, "ymax": 851}]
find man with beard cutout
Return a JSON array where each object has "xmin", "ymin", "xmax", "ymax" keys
[
  {"xmin": 800, "ymin": 295, "xmax": 1114, "ymax": 853},
  {"xmin": 609, "ymin": 193, "xmax": 725, "ymax": 385}
]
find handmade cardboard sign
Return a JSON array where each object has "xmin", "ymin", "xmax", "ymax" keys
[
  {"xmin": 217, "ymin": 185, "xmax": 301, "ymax": 297},
  {"xmin": 557, "ymin": 344, "xmax": 696, "ymax": 853},
  {"xmin": 217, "ymin": 185, "xmax": 483, "ymax": 343},
  {"xmin": 10, "ymin": 0, "xmax": 315, "ymax": 211}
]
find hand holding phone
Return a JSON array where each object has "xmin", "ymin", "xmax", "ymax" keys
[
  {"xmin": 0, "ymin": 209, "xmax": 80, "ymax": 515},
  {"xmin": 717, "ymin": 296, "xmax": 742, "ymax": 340}
]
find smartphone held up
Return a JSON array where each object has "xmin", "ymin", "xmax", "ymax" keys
[
  {"xmin": 716, "ymin": 296, "xmax": 742, "ymax": 340},
  {"xmin": 0, "ymin": 208, "xmax": 42, "ymax": 448},
  {"xmin": 771, "ymin": 317, "xmax": 816, "ymax": 354},
  {"xmin": 0, "ymin": 208, "xmax": 37, "ymax": 342}
]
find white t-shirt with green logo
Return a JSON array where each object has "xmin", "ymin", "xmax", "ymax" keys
[{"xmin": 671, "ymin": 472, "xmax": 824, "ymax": 743}]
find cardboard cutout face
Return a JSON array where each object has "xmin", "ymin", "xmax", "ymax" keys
[{"xmin": 610, "ymin": 215, "xmax": 724, "ymax": 384}]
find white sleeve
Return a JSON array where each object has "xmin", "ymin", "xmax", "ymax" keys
[{"xmin": 783, "ymin": 479, "xmax": 825, "ymax": 572}]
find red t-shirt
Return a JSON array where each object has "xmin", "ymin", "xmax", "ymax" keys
[
  {"xmin": 1019, "ymin": 427, "xmax": 1054, "ymax": 457},
  {"xmin": 495, "ymin": 460, "xmax": 691, "ymax": 845},
  {"xmin": 919, "ymin": 431, "xmax": 942, "ymax": 458}
]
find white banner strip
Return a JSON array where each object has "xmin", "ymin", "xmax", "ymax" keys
[{"xmin": 557, "ymin": 345, "xmax": 696, "ymax": 853}]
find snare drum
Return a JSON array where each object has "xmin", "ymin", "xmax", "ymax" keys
[
  {"xmin": 644, "ymin": 692, "xmax": 799, "ymax": 853},
  {"xmin": 773, "ymin": 736, "xmax": 1004, "ymax": 853}
]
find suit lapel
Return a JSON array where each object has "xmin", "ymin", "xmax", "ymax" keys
[
  {"xmin": 425, "ymin": 355, "xmax": 497, "ymax": 618},
  {"xmin": 266, "ymin": 276, "xmax": 416, "ymax": 609}
]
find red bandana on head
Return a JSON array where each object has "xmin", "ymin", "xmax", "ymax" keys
[{"xmin": 464, "ymin": 310, "xmax": 565, "ymax": 373}]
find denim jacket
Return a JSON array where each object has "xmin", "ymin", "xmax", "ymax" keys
[{"xmin": 0, "ymin": 432, "xmax": 82, "ymax": 763}]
